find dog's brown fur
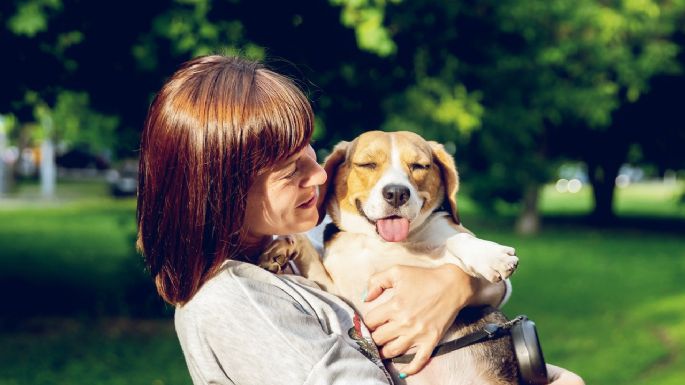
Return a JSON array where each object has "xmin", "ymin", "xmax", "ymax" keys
[{"xmin": 259, "ymin": 131, "xmax": 519, "ymax": 384}]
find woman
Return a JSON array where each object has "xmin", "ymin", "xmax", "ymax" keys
[{"xmin": 137, "ymin": 54, "xmax": 583, "ymax": 384}]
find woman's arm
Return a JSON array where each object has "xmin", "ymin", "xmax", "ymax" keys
[
  {"xmin": 178, "ymin": 267, "xmax": 392, "ymax": 385},
  {"xmin": 361, "ymin": 266, "xmax": 584, "ymax": 384},
  {"xmin": 362, "ymin": 264, "xmax": 504, "ymax": 376}
]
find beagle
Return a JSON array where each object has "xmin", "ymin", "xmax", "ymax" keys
[{"xmin": 260, "ymin": 131, "xmax": 521, "ymax": 384}]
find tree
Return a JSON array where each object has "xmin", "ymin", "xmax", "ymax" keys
[
  {"xmin": 1, "ymin": 0, "xmax": 174, "ymax": 158},
  {"xmin": 2, "ymin": 0, "xmax": 683, "ymax": 222},
  {"xmin": 0, "ymin": 115, "xmax": 18, "ymax": 195},
  {"xmin": 337, "ymin": 0, "xmax": 685, "ymax": 231},
  {"xmin": 1, "ymin": 0, "xmax": 168, "ymax": 195},
  {"xmin": 1, "ymin": 0, "xmax": 392, "ymax": 158}
]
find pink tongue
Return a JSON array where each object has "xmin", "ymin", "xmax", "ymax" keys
[{"xmin": 376, "ymin": 217, "xmax": 410, "ymax": 242}]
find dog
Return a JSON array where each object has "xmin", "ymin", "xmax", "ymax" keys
[{"xmin": 260, "ymin": 131, "xmax": 522, "ymax": 384}]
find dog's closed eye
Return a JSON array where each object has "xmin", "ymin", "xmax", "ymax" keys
[
  {"xmin": 410, "ymin": 163, "xmax": 430, "ymax": 171},
  {"xmin": 354, "ymin": 162, "xmax": 377, "ymax": 170}
]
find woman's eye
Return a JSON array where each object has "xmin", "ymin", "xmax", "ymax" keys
[
  {"xmin": 410, "ymin": 163, "xmax": 430, "ymax": 171},
  {"xmin": 354, "ymin": 162, "xmax": 377, "ymax": 170},
  {"xmin": 283, "ymin": 166, "xmax": 299, "ymax": 179}
]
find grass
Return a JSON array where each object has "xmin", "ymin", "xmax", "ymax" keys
[
  {"xmin": 1, "ymin": 180, "xmax": 684, "ymax": 384},
  {"xmin": 539, "ymin": 180, "xmax": 685, "ymax": 218},
  {"xmin": 0, "ymin": 184, "xmax": 183, "ymax": 384},
  {"xmin": 486, "ymin": 228, "xmax": 685, "ymax": 385},
  {"xmin": 0, "ymin": 319, "xmax": 188, "ymax": 385},
  {"xmin": 468, "ymin": 181, "xmax": 685, "ymax": 384},
  {"xmin": 0, "ymin": 196, "xmax": 164, "ymax": 318}
]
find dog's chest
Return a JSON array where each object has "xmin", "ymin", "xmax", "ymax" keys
[{"xmin": 323, "ymin": 232, "xmax": 447, "ymax": 310}]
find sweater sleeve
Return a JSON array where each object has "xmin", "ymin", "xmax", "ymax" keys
[
  {"xmin": 177, "ymin": 272, "xmax": 391, "ymax": 385},
  {"xmin": 302, "ymin": 334, "xmax": 393, "ymax": 385},
  {"xmin": 500, "ymin": 278, "xmax": 513, "ymax": 307}
]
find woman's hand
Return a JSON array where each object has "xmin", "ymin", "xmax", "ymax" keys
[
  {"xmin": 361, "ymin": 264, "xmax": 477, "ymax": 377},
  {"xmin": 547, "ymin": 364, "xmax": 585, "ymax": 385}
]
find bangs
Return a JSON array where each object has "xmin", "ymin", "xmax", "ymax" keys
[
  {"xmin": 248, "ymin": 69, "xmax": 314, "ymax": 171},
  {"xmin": 248, "ymin": 69, "xmax": 314, "ymax": 170}
]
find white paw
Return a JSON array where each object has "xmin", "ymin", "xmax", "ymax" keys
[
  {"xmin": 477, "ymin": 253, "xmax": 518, "ymax": 283},
  {"xmin": 489, "ymin": 254, "xmax": 519, "ymax": 282},
  {"xmin": 446, "ymin": 234, "xmax": 519, "ymax": 283}
]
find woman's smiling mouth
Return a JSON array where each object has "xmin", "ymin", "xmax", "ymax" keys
[{"xmin": 297, "ymin": 192, "xmax": 317, "ymax": 208}]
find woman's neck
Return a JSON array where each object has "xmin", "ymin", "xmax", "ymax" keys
[{"xmin": 240, "ymin": 234, "xmax": 273, "ymax": 263}]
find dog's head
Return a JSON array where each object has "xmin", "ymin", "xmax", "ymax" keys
[{"xmin": 318, "ymin": 131, "xmax": 460, "ymax": 242}]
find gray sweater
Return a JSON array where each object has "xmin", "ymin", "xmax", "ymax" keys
[{"xmin": 175, "ymin": 260, "xmax": 393, "ymax": 385}]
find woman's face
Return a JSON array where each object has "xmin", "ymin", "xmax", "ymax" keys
[{"xmin": 244, "ymin": 144, "xmax": 327, "ymax": 240}]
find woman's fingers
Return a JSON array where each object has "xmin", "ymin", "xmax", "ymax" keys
[
  {"xmin": 379, "ymin": 336, "xmax": 412, "ymax": 359},
  {"xmin": 364, "ymin": 267, "xmax": 399, "ymax": 303},
  {"xmin": 363, "ymin": 299, "xmax": 393, "ymax": 331},
  {"xmin": 363, "ymin": 268, "xmax": 405, "ymax": 330},
  {"xmin": 362, "ymin": 265, "xmax": 475, "ymax": 379},
  {"xmin": 370, "ymin": 321, "xmax": 402, "ymax": 346},
  {"xmin": 396, "ymin": 345, "xmax": 432, "ymax": 377}
]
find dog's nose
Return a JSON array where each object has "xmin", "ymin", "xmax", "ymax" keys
[{"xmin": 382, "ymin": 184, "xmax": 410, "ymax": 208}]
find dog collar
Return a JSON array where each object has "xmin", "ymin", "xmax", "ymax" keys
[{"xmin": 390, "ymin": 316, "xmax": 525, "ymax": 365}]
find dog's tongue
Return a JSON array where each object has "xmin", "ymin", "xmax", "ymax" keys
[{"xmin": 376, "ymin": 217, "xmax": 410, "ymax": 242}]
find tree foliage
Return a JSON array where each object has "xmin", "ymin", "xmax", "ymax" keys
[
  {"xmin": 28, "ymin": 91, "xmax": 119, "ymax": 152},
  {"xmin": 348, "ymin": 0, "xmax": 685, "ymax": 226},
  {"xmin": 1, "ymin": 0, "xmax": 683, "ymax": 223}
]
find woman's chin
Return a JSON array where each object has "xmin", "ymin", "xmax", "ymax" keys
[{"xmin": 294, "ymin": 211, "xmax": 319, "ymax": 232}]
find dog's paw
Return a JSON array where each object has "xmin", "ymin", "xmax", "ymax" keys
[
  {"xmin": 467, "ymin": 255, "xmax": 516, "ymax": 283},
  {"xmin": 257, "ymin": 235, "xmax": 299, "ymax": 274},
  {"xmin": 473, "ymin": 249, "xmax": 519, "ymax": 283},
  {"xmin": 491, "ymin": 253, "xmax": 519, "ymax": 281}
]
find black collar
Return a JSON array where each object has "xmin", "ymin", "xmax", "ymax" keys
[{"xmin": 390, "ymin": 316, "xmax": 525, "ymax": 364}]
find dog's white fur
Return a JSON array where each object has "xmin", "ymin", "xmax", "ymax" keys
[
  {"xmin": 319, "ymin": 132, "xmax": 518, "ymax": 300},
  {"xmin": 261, "ymin": 131, "xmax": 519, "ymax": 384}
]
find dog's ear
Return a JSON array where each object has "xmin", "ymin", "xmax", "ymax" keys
[
  {"xmin": 429, "ymin": 141, "xmax": 461, "ymax": 225},
  {"xmin": 317, "ymin": 141, "xmax": 350, "ymax": 225}
]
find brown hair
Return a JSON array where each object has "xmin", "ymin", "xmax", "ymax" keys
[{"xmin": 137, "ymin": 55, "xmax": 313, "ymax": 305}]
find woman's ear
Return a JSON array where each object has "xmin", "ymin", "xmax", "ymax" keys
[
  {"xmin": 317, "ymin": 141, "xmax": 350, "ymax": 224},
  {"xmin": 429, "ymin": 141, "xmax": 461, "ymax": 225}
]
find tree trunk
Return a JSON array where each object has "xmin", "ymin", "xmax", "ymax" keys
[
  {"xmin": 40, "ymin": 137, "xmax": 56, "ymax": 199},
  {"xmin": 0, "ymin": 126, "xmax": 7, "ymax": 196},
  {"xmin": 589, "ymin": 162, "xmax": 620, "ymax": 224},
  {"xmin": 515, "ymin": 184, "xmax": 540, "ymax": 234},
  {"xmin": 40, "ymin": 115, "xmax": 56, "ymax": 199}
]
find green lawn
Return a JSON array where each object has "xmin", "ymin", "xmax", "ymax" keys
[
  {"xmin": 0, "ymin": 319, "xmax": 188, "ymax": 385},
  {"xmin": 472, "ymin": 181, "xmax": 685, "ymax": 384},
  {"xmin": 487, "ymin": 229, "xmax": 685, "ymax": 385},
  {"xmin": 1, "ymin": 181, "xmax": 683, "ymax": 384},
  {"xmin": 0, "ymin": 187, "xmax": 185, "ymax": 384},
  {"xmin": 539, "ymin": 180, "xmax": 685, "ymax": 218}
]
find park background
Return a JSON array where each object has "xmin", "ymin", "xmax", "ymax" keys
[{"xmin": 1, "ymin": 0, "xmax": 684, "ymax": 384}]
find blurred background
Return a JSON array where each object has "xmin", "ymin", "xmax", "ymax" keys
[{"xmin": 1, "ymin": 0, "xmax": 684, "ymax": 384}]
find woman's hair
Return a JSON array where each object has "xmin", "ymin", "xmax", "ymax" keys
[{"xmin": 137, "ymin": 55, "xmax": 313, "ymax": 305}]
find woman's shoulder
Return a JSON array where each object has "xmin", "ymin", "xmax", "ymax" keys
[
  {"xmin": 176, "ymin": 260, "xmax": 342, "ymax": 331},
  {"xmin": 175, "ymin": 259, "xmax": 353, "ymax": 337},
  {"xmin": 173, "ymin": 262, "xmax": 392, "ymax": 385},
  {"xmin": 178, "ymin": 260, "xmax": 299, "ymax": 314}
]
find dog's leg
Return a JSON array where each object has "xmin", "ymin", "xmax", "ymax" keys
[
  {"xmin": 258, "ymin": 234, "xmax": 338, "ymax": 294},
  {"xmin": 444, "ymin": 233, "xmax": 519, "ymax": 283},
  {"xmin": 290, "ymin": 235, "xmax": 338, "ymax": 294}
]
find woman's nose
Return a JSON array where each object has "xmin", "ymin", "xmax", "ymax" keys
[{"xmin": 302, "ymin": 160, "xmax": 327, "ymax": 187}]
